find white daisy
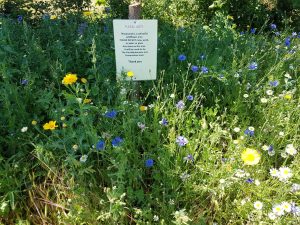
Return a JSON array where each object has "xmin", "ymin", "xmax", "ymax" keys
[
  {"xmin": 285, "ymin": 144, "xmax": 297, "ymax": 156},
  {"xmin": 273, "ymin": 204, "xmax": 285, "ymax": 216},
  {"xmin": 281, "ymin": 202, "xmax": 291, "ymax": 212},
  {"xmin": 266, "ymin": 90, "xmax": 274, "ymax": 96},
  {"xmin": 279, "ymin": 167, "xmax": 293, "ymax": 180},
  {"xmin": 254, "ymin": 201, "xmax": 263, "ymax": 210},
  {"xmin": 270, "ymin": 168, "xmax": 279, "ymax": 177}
]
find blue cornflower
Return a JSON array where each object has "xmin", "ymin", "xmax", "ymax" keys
[
  {"xmin": 178, "ymin": 54, "xmax": 186, "ymax": 61},
  {"xmin": 270, "ymin": 23, "xmax": 277, "ymax": 30},
  {"xmin": 176, "ymin": 136, "xmax": 188, "ymax": 147},
  {"xmin": 285, "ymin": 37, "xmax": 291, "ymax": 47},
  {"xmin": 269, "ymin": 80, "xmax": 279, "ymax": 87},
  {"xmin": 240, "ymin": 31, "xmax": 245, "ymax": 35},
  {"xmin": 21, "ymin": 79, "xmax": 29, "ymax": 85},
  {"xmin": 191, "ymin": 65, "xmax": 199, "ymax": 72},
  {"xmin": 176, "ymin": 100, "xmax": 185, "ymax": 110},
  {"xmin": 244, "ymin": 127, "xmax": 254, "ymax": 137},
  {"xmin": 249, "ymin": 62, "xmax": 258, "ymax": 70},
  {"xmin": 186, "ymin": 95, "xmax": 193, "ymax": 101},
  {"xmin": 145, "ymin": 159, "xmax": 154, "ymax": 168},
  {"xmin": 183, "ymin": 154, "xmax": 194, "ymax": 162},
  {"xmin": 201, "ymin": 66, "xmax": 209, "ymax": 73},
  {"xmin": 159, "ymin": 118, "xmax": 168, "ymax": 126},
  {"xmin": 96, "ymin": 140, "xmax": 105, "ymax": 150},
  {"xmin": 275, "ymin": 31, "xmax": 280, "ymax": 36},
  {"xmin": 200, "ymin": 53, "xmax": 206, "ymax": 60},
  {"xmin": 292, "ymin": 32, "xmax": 297, "ymax": 37},
  {"xmin": 250, "ymin": 28, "xmax": 256, "ymax": 34},
  {"xmin": 246, "ymin": 178, "xmax": 254, "ymax": 183},
  {"xmin": 17, "ymin": 15, "xmax": 23, "ymax": 23},
  {"xmin": 112, "ymin": 137, "xmax": 123, "ymax": 147},
  {"xmin": 104, "ymin": 110, "xmax": 117, "ymax": 118}
]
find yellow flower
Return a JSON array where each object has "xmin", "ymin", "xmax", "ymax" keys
[
  {"xmin": 127, "ymin": 71, "xmax": 134, "ymax": 77},
  {"xmin": 31, "ymin": 120, "xmax": 37, "ymax": 125},
  {"xmin": 83, "ymin": 99, "xmax": 92, "ymax": 104},
  {"xmin": 139, "ymin": 106, "xmax": 148, "ymax": 111},
  {"xmin": 43, "ymin": 121, "xmax": 58, "ymax": 130},
  {"xmin": 60, "ymin": 116, "xmax": 65, "ymax": 121},
  {"xmin": 81, "ymin": 78, "xmax": 87, "ymax": 83},
  {"xmin": 83, "ymin": 11, "xmax": 92, "ymax": 17},
  {"xmin": 62, "ymin": 73, "xmax": 78, "ymax": 85},
  {"xmin": 227, "ymin": 15, "xmax": 234, "ymax": 20},
  {"xmin": 50, "ymin": 15, "xmax": 57, "ymax": 20},
  {"xmin": 284, "ymin": 94, "xmax": 292, "ymax": 100},
  {"xmin": 241, "ymin": 148, "xmax": 261, "ymax": 165}
]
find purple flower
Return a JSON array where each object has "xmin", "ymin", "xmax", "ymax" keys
[
  {"xmin": 159, "ymin": 118, "xmax": 168, "ymax": 126},
  {"xmin": 285, "ymin": 37, "xmax": 291, "ymax": 47},
  {"xmin": 186, "ymin": 95, "xmax": 193, "ymax": 101},
  {"xmin": 292, "ymin": 32, "xmax": 297, "ymax": 38},
  {"xmin": 201, "ymin": 66, "xmax": 209, "ymax": 73},
  {"xmin": 21, "ymin": 79, "xmax": 29, "ymax": 85},
  {"xmin": 176, "ymin": 136, "xmax": 188, "ymax": 147},
  {"xmin": 176, "ymin": 100, "xmax": 185, "ymax": 110},
  {"xmin": 112, "ymin": 137, "xmax": 123, "ymax": 147},
  {"xmin": 269, "ymin": 80, "xmax": 279, "ymax": 87},
  {"xmin": 145, "ymin": 159, "xmax": 154, "ymax": 168},
  {"xmin": 245, "ymin": 178, "xmax": 254, "ymax": 183},
  {"xmin": 183, "ymin": 154, "xmax": 194, "ymax": 162},
  {"xmin": 191, "ymin": 65, "xmax": 199, "ymax": 72},
  {"xmin": 291, "ymin": 203, "xmax": 300, "ymax": 217},
  {"xmin": 270, "ymin": 23, "xmax": 277, "ymax": 30},
  {"xmin": 178, "ymin": 54, "xmax": 186, "ymax": 61},
  {"xmin": 244, "ymin": 128, "xmax": 254, "ymax": 137},
  {"xmin": 240, "ymin": 31, "xmax": 245, "ymax": 35},
  {"xmin": 104, "ymin": 110, "xmax": 117, "ymax": 118},
  {"xmin": 249, "ymin": 62, "xmax": 258, "ymax": 70},
  {"xmin": 17, "ymin": 15, "xmax": 23, "ymax": 23},
  {"xmin": 96, "ymin": 140, "xmax": 105, "ymax": 150},
  {"xmin": 250, "ymin": 28, "xmax": 256, "ymax": 34}
]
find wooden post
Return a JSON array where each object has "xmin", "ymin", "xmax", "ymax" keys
[{"xmin": 129, "ymin": 1, "xmax": 141, "ymax": 20}]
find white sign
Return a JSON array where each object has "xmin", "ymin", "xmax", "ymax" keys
[{"xmin": 113, "ymin": 19, "xmax": 157, "ymax": 81}]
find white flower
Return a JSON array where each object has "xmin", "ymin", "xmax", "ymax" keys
[
  {"xmin": 279, "ymin": 131, "xmax": 285, "ymax": 136},
  {"xmin": 278, "ymin": 167, "xmax": 293, "ymax": 181},
  {"xmin": 170, "ymin": 94, "xmax": 175, "ymax": 98},
  {"xmin": 266, "ymin": 90, "xmax": 274, "ymax": 96},
  {"xmin": 233, "ymin": 140, "xmax": 239, "ymax": 144},
  {"xmin": 173, "ymin": 209, "xmax": 191, "ymax": 225},
  {"xmin": 268, "ymin": 212, "xmax": 277, "ymax": 220},
  {"xmin": 21, "ymin": 127, "xmax": 28, "ymax": 132},
  {"xmin": 262, "ymin": 145, "xmax": 269, "ymax": 151},
  {"xmin": 248, "ymin": 126, "xmax": 255, "ymax": 131},
  {"xmin": 80, "ymin": 154, "xmax": 88, "ymax": 163},
  {"xmin": 153, "ymin": 215, "xmax": 159, "ymax": 222},
  {"xmin": 281, "ymin": 202, "xmax": 291, "ymax": 212},
  {"xmin": 241, "ymin": 199, "xmax": 247, "ymax": 205},
  {"xmin": 273, "ymin": 204, "xmax": 285, "ymax": 216},
  {"xmin": 254, "ymin": 201, "xmax": 263, "ymax": 210},
  {"xmin": 72, "ymin": 144, "xmax": 79, "ymax": 151},
  {"xmin": 235, "ymin": 169, "xmax": 246, "ymax": 178},
  {"xmin": 260, "ymin": 98, "xmax": 268, "ymax": 103},
  {"xmin": 255, "ymin": 180, "xmax": 260, "ymax": 186},
  {"xmin": 270, "ymin": 168, "xmax": 279, "ymax": 177},
  {"xmin": 233, "ymin": 127, "xmax": 240, "ymax": 132},
  {"xmin": 148, "ymin": 104, "xmax": 155, "ymax": 109},
  {"xmin": 76, "ymin": 98, "xmax": 82, "ymax": 103},
  {"xmin": 243, "ymin": 94, "xmax": 249, "ymax": 98},
  {"xmin": 285, "ymin": 144, "xmax": 297, "ymax": 156}
]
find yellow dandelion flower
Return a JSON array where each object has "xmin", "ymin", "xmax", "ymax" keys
[
  {"xmin": 139, "ymin": 106, "xmax": 148, "ymax": 111},
  {"xmin": 31, "ymin": 120, "xmax": 37, "ymax": 125},
  {"xmin": 43, "ymin": 121, "xmax": 58, "ymax": 130},
  {"xmin": 62, "ymin": 73, "xmax": 78, "ymax": 85},
  {"xmin": 81, "ymin": 78, "xmax": 87, "ymax": 83},
  {"xmin": 127, "ymin": 71, "xmax": 134, "ymax": 77},
  {"xmin": 50, "ymin": 15, "xmax": 57, "ymax": 20},
  {"xmin": 83, "ymin": 11, "xmax": 92, "ymax": 17},
  {"xmin": 83, "ymin": 99, "xmax": 92, "ymax": 104},
  {"xmin": 284, "ymin": 94, "xmax": 292, "ymax": 100},
  {"xmin": 241, "ymin": 148, "xmax": 261, "ymax": 165}
]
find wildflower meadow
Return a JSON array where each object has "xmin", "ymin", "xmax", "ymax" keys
[{"xmin": 0, "ymin": 0, "xmax": 300, "ymax": 224}]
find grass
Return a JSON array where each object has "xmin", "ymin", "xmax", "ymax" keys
[{"xmin": 0, "ymin": 12, "xmax": 300, "ymax": 224}]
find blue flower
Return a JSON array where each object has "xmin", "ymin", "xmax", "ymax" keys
[
  {"xmin": 186, "ymin": 95, "xmax": 193, "ymax": 101},
  {"xmin": 21, "ymin": 79, "xmax": 29, "ymax": 85},
  {"xmin": 112, "ymin": 137, "xmax": 123, "ymax": 147},
  {"xmin": 176, "ymin": 100, "xmax": 185, "ymax": 110},
  {"xmin": 250, "ymin": 28, "xmax": 256, "ymax": 34},
  {"xmin": 104, "ymin": 7, "xmax": 111, "ymax": 13},
  {"xmin": 17, "ymin": 15, "xmax": 23, "ymax": 23},
  {"xmin": 248, "ymin": 62, "xmax": 258, "ymax": 70},
  {"xmin": 201, "ymin": 66, "xmax": 209, "ymax": 73},
  {"xmin": 191, "ymin": 65, "xmax": 199, "ymax": 72},
  {"xmin": 176, "ymin": 136, "xmax": 188, "ymax": 147},
  {"xmin": 145, "ymin": 159, "xmax": 154, "ymax": 168},
  {"xmin": 269, "ymin": 80, "xmax": 279, "ymax": 87},
  {"xmin": 244, "ymin": 128, "xmax": 254, "ymax": 137},
  {"xmin": 285, "ymin": 37, "xmax": 291, "ymax": 47},
  {"xmin": 159, "ymin": 118, "xmax": 168, "ymax": 126},
  {"xmin": 275, "ymin": 31, "xmax": 280, "ymax": 36},
  {"xmin": 240, "ymin": 31, "xmax": 245, "ymax": 35},
  {"xmin": 292, "ymin": 32, "xmax": 297, "ymax": 38},
  {"xmin": 245, "ymin": 178, "xmax": 254, "ymax": 183},
  {"xmin": 178, "ymin": 54, "xmax": 186, "ymax": 61},
  {"xmin": 96, "ymin": 140, "xmax": 105, "ymax": 150},
  {"xmin": 270, "ymin": 23, "xmax": 277, "ymax": 30},
  {"xmin": 183, "ymin": 154, "xmax": 194, "ymax": 162},
  {"xmin": 104, "ymin": 110, "xmax": 117, "ymax": 118}
]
